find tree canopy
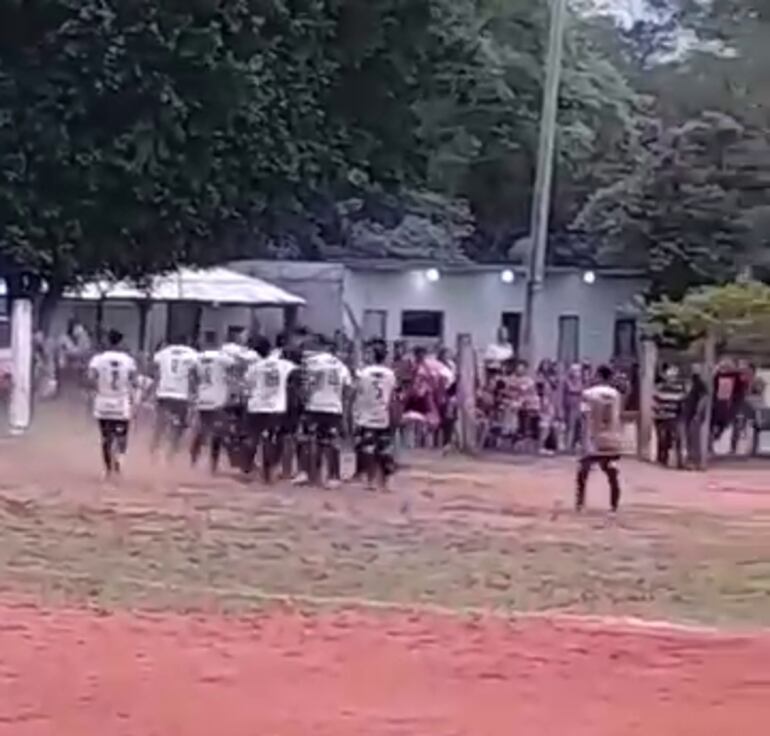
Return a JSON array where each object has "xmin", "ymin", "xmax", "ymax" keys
[
  {"xmin": 646, "ymin": 280, "xmax": 770, "ymax": 349},
  {"xmin": 1, "ymin": 0, "xmax": 768, "ymax": 305},
  {"xmin": 574, "ymin": 0, "xmax": 770, "ymax": 295}
]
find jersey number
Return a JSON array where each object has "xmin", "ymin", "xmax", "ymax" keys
[{"xmin": 265, "ymin": 370, "xmax": 280, "ymax": 389}]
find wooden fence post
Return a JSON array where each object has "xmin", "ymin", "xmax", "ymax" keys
[
  {"xmin": 638, "ymin": 337, "xmax": 657, "ymax": 462},
  {"xmin": 698, "ymin": 331, "xmax": 717, "ymax": 471},
  {"xmin": 456, "ymin": 333, "xmax": 477, "ymax": 454}
]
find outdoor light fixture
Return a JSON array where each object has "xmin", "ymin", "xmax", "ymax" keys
[
  {"xmin": 583, "ymin": 270, "xmax": 596, "ymax": 285},
  {"xmin": 426, "ymin": 268, "xmax": 440, "ymax": 283},
  {"xmin": 501, "ymin": 269, "xmax": 515, "ymax": 284}
]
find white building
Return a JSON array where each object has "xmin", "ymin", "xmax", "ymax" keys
[
  {"xmin": 1, "ymin": 260, "xmax": 647, "ymax": 364},
  {"xmin": 230, "ymin": 260, "xmax": 647, "ymax": 363}
]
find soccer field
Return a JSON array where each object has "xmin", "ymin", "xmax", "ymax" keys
[{"xmin": 0, "ymin": 418, "xmax": 768, "ymax": 734}]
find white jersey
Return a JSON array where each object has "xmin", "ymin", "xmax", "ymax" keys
[
  {"xmin": 195, "ymin": 350, "xmax": 236, "ymax": 410},
  {"xmin": 305, "ymin": 352, "xmax": 351, "ymax": 415},
  {"xmin": 245, "ymin": 356, "xmax": 296, "ymax": 414},
  {"xmin": 88, "ymin": 350, "xmax": 137, "ymax": 420},
  {"xmin": 582, "ymin": 384, "xmax": 623, "ymax": 456},
  {"xmin": 153, "ymin": 345, "xmax": 198, "ymax": 401},
  {"xmin": 356, "ymin": 364, "xmax": 396, "ymax": 429}
]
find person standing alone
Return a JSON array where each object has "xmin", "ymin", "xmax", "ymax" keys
[
  {"xmin": 87, "ymin": 330, "xmax": 137, "ymax": 478},
  {"xmin": 576, "ymin": 364, "xmax": 623, "ymax": 513}
]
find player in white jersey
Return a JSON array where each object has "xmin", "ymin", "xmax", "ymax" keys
[
  {"xmin": 220, "ymin": 336, "xmax": 260, "ymax": 467},
  {"xmin": 87, "ymin": 330, "xmax": 137, "ymax": 477},
  {"xmin": 298, "ymin": 337, "xmax": 352, "ymax": 488},
  {"xmin": 190, "ymin": 347, "xmax": 236, "ymax": 473},
  {"xmin": 151, "ymin": 340, "xmax": 198, "ymax": 457},
  {"xmin": 242, "ymin": 337, "xmax": 300, "ymax": 482},
  {"xmin": 355, "ymin": 342, "xmax": 398, "ymax": 490}
]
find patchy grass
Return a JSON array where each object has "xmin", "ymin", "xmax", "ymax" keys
[{"xmin": 0, "ymin": 451, "xmax": 768, "ymax": 627}]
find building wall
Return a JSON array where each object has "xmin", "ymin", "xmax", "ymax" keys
[
  {"xmin": 344, "ymin": 268, "xmax": 647, "ymax": 361},
  {"xmin": 12, "ymin": 263, "xmax": 645, "ymax": 363},
  {"xmin": 228, "ymin": 260, "xmax": 345, "ymax": 337}
]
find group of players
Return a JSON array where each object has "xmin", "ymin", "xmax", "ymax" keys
[
  {"xmin": 86, "ymin": 329, "xmax": 397, "ymax": 490},
  {"xmin": 87, "ymin": 328, "xmax": 626, "ymax": 511}
]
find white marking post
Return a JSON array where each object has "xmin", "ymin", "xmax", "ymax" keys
[{"xmin": 9, "ymin": 297, "xmax": 33, "ymax": 435}]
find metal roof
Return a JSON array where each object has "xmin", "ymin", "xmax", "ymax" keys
[{"xmin": 1, "ymin": 267, "xmax": 306, "ymax": 306}]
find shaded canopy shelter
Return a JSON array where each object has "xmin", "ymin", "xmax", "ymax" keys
[
  {"xmin": 66, "ymin": 267, "xmax": 305, "ymax": 307},
  {"xmin": 35, "ymin": 267, "xmax": 306, "ymax": 350}
]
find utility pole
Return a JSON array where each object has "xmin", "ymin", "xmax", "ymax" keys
[{"xmin": 522, "ymin": 0, "xmax": 568, "ymax": 364}]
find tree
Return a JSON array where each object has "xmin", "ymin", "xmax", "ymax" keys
[
  {"xmin": 2, "ymin": 1, "xmax": 406, "ymax": 317},
  {"xmin": 0, "ymin": 0, "xmax": 647, "ymax": 295},
  {"xmin": 412, "ymin": 0, "xmax": 645, "ymax": 255},
  {"xmin": 646, "ymin": 280, "xmax": 770, "ymax": 347},
  {"xmin": 572, "ymin": 0, "xmax": 770, "ymax": 297},
  {"xmin": 574, "ymin": 110, "xmax": 770, "ymax": 297}
]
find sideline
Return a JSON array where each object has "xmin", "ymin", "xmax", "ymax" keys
[{"xmin": 5, "ymin": 565, "xmax": 759, "ymax": 638}]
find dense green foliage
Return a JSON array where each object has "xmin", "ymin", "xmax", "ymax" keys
[
  {"xmin": 0, "ymin": 0, "xmax": 768, "ymax": 301},
  {"xmin": 576, "ymin": 0, "xmax": 770, "ymax": 295},
  {"xmin": 646, "ymin": 280, "xmax": 770, "ymax": 345}
]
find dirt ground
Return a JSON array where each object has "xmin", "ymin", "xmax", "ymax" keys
[{"xmin": 0, "ymin": 411, "xmax": 769, "ymax": 733}]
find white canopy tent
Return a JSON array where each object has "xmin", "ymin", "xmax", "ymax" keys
[
  {"xmin": 64, "ymin": 266, "xmax": 306, "ymax": 307},
  {"xmin": 1, "ymin": 267, "xmax": 306, "ymax": 353},
  {"xmin": 1, "ymin": 267, "xmax": 306, "ymax": 306}
]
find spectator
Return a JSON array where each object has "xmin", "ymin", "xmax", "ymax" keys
[
  {"xmin": 562, "ymin": 363, "xmax": 584, "ymax": 453},
  {"xmin": 654, "ymin": 364, "xmax": 686, "ymax": 468},
  {"xmin": 511, "ymin": 360, "xmax": 539, "ymax": 452},
  {"xmin": 681, "ymin": 367, "xmax": 708, "ymax": 469}
]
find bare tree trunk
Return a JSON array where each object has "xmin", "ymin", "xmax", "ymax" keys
[{"xmin": 37, "ymin": 282, "xmax": 64, "ymax": 336}]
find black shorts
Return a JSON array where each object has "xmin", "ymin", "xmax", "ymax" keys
[
  {"xmin": 356, "ymin": 426, "xmax": 394, "ymax": 457},
  {"xmin": 281, "ymin": 410, "xmax": 301, "ymax": 438},
  {"xmin": 247, "ymin": 413, "xmax": 284, "ymax": 438},
  {"xmin": 197, "ymin": 409, "xmax": 226, "ymax": 435},
  {"xmin": 157, "ymin": 398, "xmax": 190, "ymax": 429},
  {"xmin": 302, "ymin": 412, "xmax": 343, "ymax": 443},
  {"xmin": 98, "ymin": 419, "xmax": 129, "ymax": 447},
  {"xmin": 580, "ymin": 453, "xmax": 621, "ymax": 468}
]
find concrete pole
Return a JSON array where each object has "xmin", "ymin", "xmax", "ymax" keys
[
  {"xmin": 8, "ymin": 297, "xmax": 33, "ymax": 435},
  {"xmin": 522, "ymin": 0, "xmax": 568, "ymax": 364}
]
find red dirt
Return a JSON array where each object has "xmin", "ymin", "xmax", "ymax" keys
[{"xmin": 0, "ymin": 603, "xmax": 768, "ymax": 736}]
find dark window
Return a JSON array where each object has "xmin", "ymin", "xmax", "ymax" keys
[
  {"xmin": 557, "ymin": 315, "xmax": 580, "ymax": 365},
  {"xmin": 500, "ymin": 312, "xmax": 521, "ymax": 351},
  {"xmin": 613, "ymin": 318, "xmax": 637, "ymax": 359},
  {"xmin": 401, "ymin": 310, "xmax": 444, "ymax": 339}
]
